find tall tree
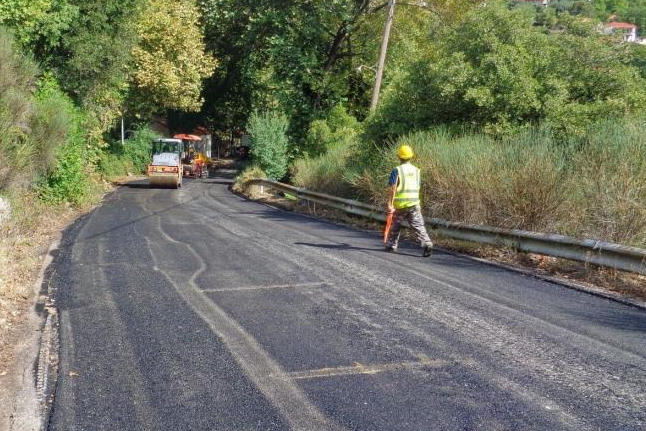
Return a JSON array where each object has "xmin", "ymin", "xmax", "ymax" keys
[
  {"xmin": 130, "ymin": 0, "xmax": 216, "ymax": 113},
  {"xmin": 196, "ymin": 0, "xmax": 436, "ymax": 142}
]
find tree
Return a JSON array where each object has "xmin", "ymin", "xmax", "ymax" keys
[
  {"xmin": 130, "ymin": 0, "xmax": 216, "ymax": 113},
  {"xmin": 196, "ymin": 0, "xmax": 440, "ymax": 147},
  {"xmin": 619, "ymin": 0, "xmax": 646, "ymax": 36},
  {"xmin": 366, "ymin": 2, "xmax": 646, "ymax": 140},
  {"xmin": 0, "ymin": 0, "xmax": 78, "ymax": 54}
]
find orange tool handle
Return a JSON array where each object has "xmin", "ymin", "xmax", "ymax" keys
[{"xmin": 383, "ymin": 212, "xmax": 394, "ymax": 244}]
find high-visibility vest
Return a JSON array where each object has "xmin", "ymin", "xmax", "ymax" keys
[{"xmin": 394, "ymin": 163, "xmax": 421, "ymax": 209}]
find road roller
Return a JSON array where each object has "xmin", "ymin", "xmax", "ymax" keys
[{"xmin": 147, "ymin": 138, "xmax": 183, "ymax": 188}]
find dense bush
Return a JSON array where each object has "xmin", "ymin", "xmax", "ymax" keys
[
  {"xmin": 246, "ymin": 111, "xmax": 289, "ymax": 180},
  {"xmin": 0, "ymin": 29, "xmax": 86, "ymax": 201},
  {"xmin": 37, "ymin": 80, "xmax": 92, "ymax": 205},
  {"xmin": 97, "ymin": 127, "xmax": 158, "ymax": 178},
  {"xmin": 293, "ymin": 105, "xmax": 361, "ymax": 196},
  {"xmin": 304, "ymin": 105, "xmax": 361, "ymax": 157},
  {"xmin": 292, "ymin": 141, "xmax": 356, "ymax": 198},
  {"xmin": 366, "ymin": 3, "xmax": 646, "ymax": 142}
]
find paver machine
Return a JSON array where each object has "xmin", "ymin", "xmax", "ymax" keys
[
  {"xmin": 147, "ymin": 138, "xmax": 184, "ymax": 188},
  {"xmin": 174, "ymin": 134, "xmax": 209, "ymax": 179}
]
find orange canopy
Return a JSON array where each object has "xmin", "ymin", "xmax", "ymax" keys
[{"xmin": 173, "ymin": 134, "xmax": 202, "ymax": 141}]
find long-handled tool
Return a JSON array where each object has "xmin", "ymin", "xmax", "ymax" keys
[{"xmin": 383, "ymin": 212, "xmax": 394, "ymax": 244}]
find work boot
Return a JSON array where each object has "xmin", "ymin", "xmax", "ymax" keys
[{"xmin": 422, "ymin": 242, "xmax": 433, "ymax": 257}]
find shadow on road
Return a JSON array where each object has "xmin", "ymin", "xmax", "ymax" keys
[
  {"xmin": 294, "ymin": 241, "xmax": 423, "ymax": 257},
  {"xmin": 120, "ymin": 180, "xmax": 150, "ymax": 189}
]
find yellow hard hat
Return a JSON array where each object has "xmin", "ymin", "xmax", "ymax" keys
[{"xmin": 398, "ymin": 145, "xmax": 414, "ymax": 160}]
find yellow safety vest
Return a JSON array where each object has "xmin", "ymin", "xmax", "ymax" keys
[{"xmin": 394, "ymin": 163, "xmax": 421, "ymax": 209}]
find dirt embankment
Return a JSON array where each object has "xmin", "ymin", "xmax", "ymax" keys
[{"xmin": 0, "ymin": 191, "xmax": 102, "ymax": 371}]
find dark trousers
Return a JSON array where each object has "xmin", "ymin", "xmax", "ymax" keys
[{"xmin": 386, "ymin": 205, "xmax": 432, "ymax": 248}]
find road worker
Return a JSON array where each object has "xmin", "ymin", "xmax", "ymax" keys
[{"xmin": 385, "ymin": 145, "xmax": 433, "ymax": 257}]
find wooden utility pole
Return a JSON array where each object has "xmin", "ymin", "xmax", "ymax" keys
[{"xmin": 370, "ymin": 0, "xmax": 397, "ymax": 112}]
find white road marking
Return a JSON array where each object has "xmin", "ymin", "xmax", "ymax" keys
[{"xmin": 202, "ymin": 281, "xmax": 331, "ymax": 293}]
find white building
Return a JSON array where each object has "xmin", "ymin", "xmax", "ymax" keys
[{"xmin": 604, "ymin": 22, "xmax": 638, "ymax": 43}]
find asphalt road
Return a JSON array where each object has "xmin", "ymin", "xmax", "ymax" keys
[{"xmin": 47, "ymin": 170, "xmax": 646, "ymax": 431}]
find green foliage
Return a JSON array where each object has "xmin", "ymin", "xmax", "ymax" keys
[
  {"xmin": 131, "ymin": 0, "xmax": 216, "ymax": 113},
  {"xmin": 124, "ymin": 128, "xmax": 157, "ymax": 173},
  {"xmin": 53, "ymin": 0, "xmax": 141, "ymax": 117},
  {"xmin": 197, "ymin": 0, "xmax": 436, "ymax": 143},
  {"xmin": 246, "ymin": 111, "xmax": 290, "ymax": 180},
  {"xmin": 367, "ymin": 2, "xmax": 646, "ymax": 142},
  {"xmin": 37, "ymin": 76, "xmax": 92, "ymax": 205},
  {"xmin": 0, "ymin": 0, "xmax": 78, "ymax": 52},
  {"xmin": 97, "ymin": 127, "xmax": 158, "ymax": 178},
  {"xmin": 0, "ymin": 29, "xmax": 80, "ymax": 196},
  {"xmin": 293, "ymin": 105, "xmax": 361, "ymax": 195},
  {"xmin": 305, "ymin": 105, "xmax": 361, "ymax": 157},
  {"xmin": 618, "ymin": 0, "xmax": 646, "ymax": 36},
  {"xmin": 292, "ymin": 139, "xmax": 357, "ymax": 198},
  {"xmin": 299, "ymin": 117, "xmax": 646, "ymax": 246}
]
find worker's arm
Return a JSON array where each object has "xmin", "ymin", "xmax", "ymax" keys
[
  {"xmin": 387, "ymin": 184, "xmax": 396, "ymax": 214},
  {"xmin": 387, "ymin": 168, "xmax": 398, "ymax": 213}
]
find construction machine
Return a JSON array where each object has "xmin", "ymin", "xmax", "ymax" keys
[
  {"xmin": 175, "ymin": 134, "xmax": 209, "ymax": 179},
  {"xmin": 147, "ymin": 138, "xmax": 183, "ymax": 188}
]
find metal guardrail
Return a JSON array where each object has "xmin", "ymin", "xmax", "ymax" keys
[{"xmin": 246, "ymin": 179, "xmax": 646, "ymax": 275}]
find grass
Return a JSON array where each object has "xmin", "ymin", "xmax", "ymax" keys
[
  {"xmin": 292, "ymin": 119, "xmax": 646, "ymax": 249},
  {"xmin": 232, "ymin": 164, "xmax": 268, "ymax": 199}
]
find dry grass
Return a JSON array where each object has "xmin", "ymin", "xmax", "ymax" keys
[
  {"xmin": 232, "ymin": 164, "xmax": 268, "ymax": 199},
  {"xmin": 295, "ymin": 120, "xmax": 646, "ymax": 249},
  {"xmin": 0, "ymin": 192, "xmax": 99, "ymax": 371}
]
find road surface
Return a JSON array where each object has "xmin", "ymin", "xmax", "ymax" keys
[{"xmin": 47, "ymin": 170, "xmax": 646, "ymax": 430}]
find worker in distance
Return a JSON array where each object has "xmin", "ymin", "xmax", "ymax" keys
[{"xmin": 384, "ymin": 145, "xmax": 434, "ymax": 257}]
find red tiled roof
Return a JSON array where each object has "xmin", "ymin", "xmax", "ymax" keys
[{"xmin": 606, "ymin": 22, "xmax": 637, "ymax": 30}]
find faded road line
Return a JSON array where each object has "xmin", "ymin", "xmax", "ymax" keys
[
  {"xmin": 274, "ymin": 357, "xmax": 448, "ymax": 380},
  {"xmin": 202, "ymin": 282, "xmax": 332, "ymax": 293}
]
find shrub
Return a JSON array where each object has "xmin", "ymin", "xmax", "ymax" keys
[
  {"xmin": 123, "ymin": 128, "xmax": 156, "ymax": 173},
  {"xmin": 37, "ymin": 78, "xmax": 92, "ymax": 205},
  {"xmin": 233, "ymin": 165, "xmax": 267, "ymax": 198},
  {"xmin": 97, "ymin": 127, "xmax": 158, "ymax": 179},
  {"xmin": 246, "ymin": 111, "xmax": 289, "ymax": 180},
  {"xmin": 305, "ymin": 105, "xmax": 361, "ymax": 157},
  {"xmin": 0, "ymin": 30, "xmax": 90, "ymax": 203},
  {"xmin": 0, "ymin": 27, "xmax": 39, "ymax": 190}
]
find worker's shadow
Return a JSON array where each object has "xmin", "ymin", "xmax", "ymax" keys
[{"xmin": 294, "ymin": 242, "xmax": 420, "ymax": 257}]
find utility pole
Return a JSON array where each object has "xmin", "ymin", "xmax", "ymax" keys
[{"xmin": 370, "ymin": 0, "xmax": 397, "ymax": 112}]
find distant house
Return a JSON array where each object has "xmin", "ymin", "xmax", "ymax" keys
[
  {"xmin": 516, "ymin": 0, "xmax": 550, "ymax": 6},
  {"xmin": 604, "ymin": 22, "xmax": 638, "ymax": 42}
]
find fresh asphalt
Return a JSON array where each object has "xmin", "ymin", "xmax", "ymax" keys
[{"xmin": 46, "ymin": 169, "xmax": 646, "ymax": 430}]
